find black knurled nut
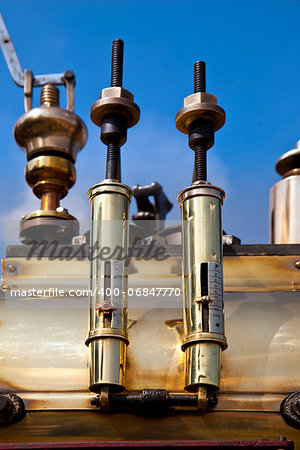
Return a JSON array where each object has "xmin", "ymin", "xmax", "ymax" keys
[
  {"xmin": 280, "ymin": 391, "xmax": 300, "ymax": 429},
  {"xmin": 0, "ymin": 391, "xmax": 27, "ymax": 427}
]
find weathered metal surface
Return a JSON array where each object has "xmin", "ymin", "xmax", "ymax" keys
[
  {"xmin": 0, "ymin": 290, "xmax": 298, "ymax": 398},
  {"xmin": 0, "ymin": 411, "xmax": 298, "ymax": 443},
  {"xmin": 0, "ymin": 439, "xmax": 295, "ymax": 449},
  {"xmin": 0, "ymin": 253, "xmax": 299, "ymax": 443},
  {"xmin": 2, "ymin": 253, "xmax": 300, "ymax": 293}
]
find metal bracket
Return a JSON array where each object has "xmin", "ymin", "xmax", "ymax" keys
[{"xmin": 0, "ymin": 12, "xmax": 76, "ymax": 111}]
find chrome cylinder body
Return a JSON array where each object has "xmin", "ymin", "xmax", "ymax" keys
[
  {"xmin": 270, "ymin": 175, "xmax": 300, "ymax": 244},
  {"xmin": 178, "ymin": 184, "xmax": 227, "ymax": 393},
  {"xmin": 87, "ymin": 180, "xmax": 132, "ymax": 393},
  {"xmin": 270, "ymin": 141, "xmax": 300, "ymax": 244}
]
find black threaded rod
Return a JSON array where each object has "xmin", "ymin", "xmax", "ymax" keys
[
  {"xmin": 194, "ymin": 144, "xmax": 207, "ymax": 182},
  {"xmin": 106, "ymin": 142, "xmax": 120, "ymax": 180},
  {"xmin": 111, "ymin": 39, "xmax": 124, "ymax": 87},
  {"xmin": 194, "ymin": 61, "xmax": 206, "ymax": 93},
  {"xmin": 103, "ymin": 39, "xmax": 124, "ymax": 181},
  {"xmin": 192, "ymin": 61, "xmax": 207, "ymax": 182}
]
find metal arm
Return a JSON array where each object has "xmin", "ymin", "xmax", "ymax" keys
[{"xmin": 0, "ymin": 12, "xmax": 73, "ymax": 88}]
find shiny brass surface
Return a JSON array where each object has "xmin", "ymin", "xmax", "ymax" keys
[
  {"xmin": 25, "ymin": 155, "xmax": 76, "ymax": 201},
  {"xmin": 185, "ymin": 343, "xmax": 222, "ymax": 392},
  {"xmin": 87, "ymin": 181, "xmax": 132, "ymax": 393},
  {"xmin": 89, "ymin": 339, "xmax": 127, "ymax": 393},
  {"xmin": 178, "ymin": 185, "xmax": 226, "ymax": 395},
  {"xmin": 40, "ymin": 84, "xmax": 59, "ymax": 107},
  {"xmin": 90, "ymin": 87, "xmax": 140, "ymax": 129},
  {"xmin": 21, "ymin": 209, "xmax": 77, "ymax": 222},
  {"xmin": 178, "ymin": 184, "xmax": 225, "ymax": 205},
  {"xmin": 40, "ymin": 192, "xmax": 59, "ymax": 211},
  {"xmin": 14, "ymin": 105, "xmax": 87, "ymax": 162},
  {"xmin": 175, "ymin": 92, "xmax": 225, "ymax": 135},
  {"xmin": 197, "ymin": 386, "xmax": 208, "ymax": 410},
  {"xmin": 14, "ymin": 84, "xmax": 87, "ymax": 232}
]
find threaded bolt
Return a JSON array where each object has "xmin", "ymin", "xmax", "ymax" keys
[
  {"xmin": 194, "ymin": 144, "xmax": 207, "ymax": 182},
  {"xmin": 106, "ymin": 142, "xmax": 120, "ymax": 180},
  {"xmin": 40, "ymin": 84, "xmax": 59, "ymax": 107},
  {"xmin": 193, "ymin": 61, "xmax": 207, "ymax": 182},
  {"xmin": 194, "ymin": 61, "xmax": 206, "ymax": 93},
  {"xmin": 111, "ymin": 39, "xmax": 124, "ymax": 87},
  {"xmin": 104, "ymin": 38, "xmax": 124, "ymax": 181}
]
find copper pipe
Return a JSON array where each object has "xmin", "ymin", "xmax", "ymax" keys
[{"xmin": 40, "ymin": 192, "xmax": 59, "ymax": 211}]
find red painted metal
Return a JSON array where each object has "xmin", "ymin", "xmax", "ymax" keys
[{"xmin": 0, "ymin": 440, "xmax": 294, "ymax": 450}]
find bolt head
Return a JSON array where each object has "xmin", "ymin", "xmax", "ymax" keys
[
  {"xmin": 7, "ymin": 265, "xmax": 17, "ymax": 274},
  {"xmin": 63, "ymin": 70, "xmax": 75, "ymax": 82},
  {"xmin": 294, "ymin": 261, "xmax": 300, "ymax": 269}
]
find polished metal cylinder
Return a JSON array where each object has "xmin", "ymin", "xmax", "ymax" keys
[
  {"xmin": 87, "ymin": 180, "xmax": 132, "ymax": 393},
  {"xmin": 270, "ymin": 141, "xmax": 300, "ymax": 244},
  {"xmin": 178, "ymin": 184, "xmax": 227, "ymax": 393}
]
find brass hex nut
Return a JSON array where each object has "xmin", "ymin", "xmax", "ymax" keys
[
  {"xmin": 90, "ymin": 87, "xmax": 140, "ymax": 129},
  {"xmin": 184, "ymin": 92, "xmax": 217, "ymax": 107},
  {"xmin": 100, "ymin": 87, "xmax": 134, "ymax": 101},
  {"xmin": 175, "ymin": 91, "xmax": 225, "ymax": 134}
]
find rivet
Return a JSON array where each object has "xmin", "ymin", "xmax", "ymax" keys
[{"xmin": 8, "ymin": 264, "xmax": 17, "ymax": 273}]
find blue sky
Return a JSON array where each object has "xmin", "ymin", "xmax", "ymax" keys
[{"xmin": 0, "ymin": 0, "xmax": 299, "ymax": 253}]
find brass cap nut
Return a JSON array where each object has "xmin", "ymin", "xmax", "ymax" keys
[
  {"xmin": 90, "ymin": 87, "xmax": 140, "ymax": 129},
  {"xmin": 175, "ymin": 92, "xmax": 225, "ymax": 134}
]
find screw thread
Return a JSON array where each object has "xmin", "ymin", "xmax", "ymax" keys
[
  {"xmin": 194, "ymin": 144, "xmax": 207, "ymax": 182},
  {"xmin": 193, "ymin": 61, "xmax": 207, "ymax": 182},
  {"xmin": 106, "ymin": 142, "xmax": 120, "ymax": 181},
  {"xmin": 194, "ymin": 61, "xmax": 206, "ymax": 93},
  {"xmin": 111, "ymin": 39, "xmax": 124, "ymax": 87},
  {"xmin": 40, "ymin": 84, "xmax": 59, "ymax": 106}
]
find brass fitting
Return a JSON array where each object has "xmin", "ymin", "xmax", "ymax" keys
[
  {"xmin": 14, "ymin": 83, "xmax": 87, "ymax": 243},
  {"xmin": 90, "ymin": 87, "xmax": 140, "ymax": 129},
  {"xmin": 86, "ymin": 180, "xmax": 132, "ymax": 394},
  {"xmin": 25, "ymin": 155, "xmax": 76, "ymax": 203},
  {"xmin": 175, "ymin": 91, "xmax": 225, "ymax": 135},
  {"xmin": 176, "ymin": 62, "xmax": 227, "ymax": 409},
  {"xmin": 14, "ymin": 84, "xmax": 87, "ymax": 163}
]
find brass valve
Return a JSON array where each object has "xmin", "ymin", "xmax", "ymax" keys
[{"xmin": 14, "ymin": 77, "xmax": 87, "ymax": 243}]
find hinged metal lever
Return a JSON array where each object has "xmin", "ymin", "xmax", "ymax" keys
[
  {"xmin": 0, "ymin": 12, "xmax": 75, "ymax": 111},
  {"xmin": 132, "ymin": 182, "xmax": 173, "ymax": 222}
]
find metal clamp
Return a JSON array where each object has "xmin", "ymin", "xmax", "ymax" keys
[{"xmin": 0, "ymin": 12, "xmax": 75, "ymax": 111}]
